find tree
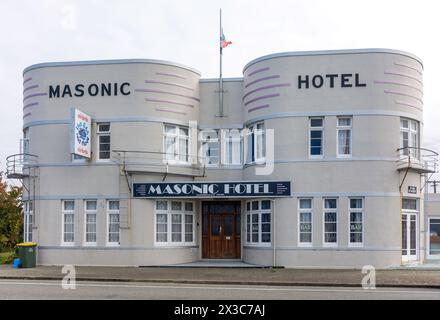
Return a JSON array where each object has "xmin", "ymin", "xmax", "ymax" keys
[{"xmin": 0, "ymin": 172, "xmax": 23, "ymax": 250}]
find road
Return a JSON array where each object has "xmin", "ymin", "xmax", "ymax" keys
[{"xmin": 0, "ymin": 280, "xmax": 440, "ymax": 300}]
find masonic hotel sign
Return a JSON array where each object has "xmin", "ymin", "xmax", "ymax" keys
[{"xmin": 133, "ymin": 181, "xmax": 291, "ymax": 198}]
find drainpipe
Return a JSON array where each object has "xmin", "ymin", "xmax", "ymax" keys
[{"xmin": 272, "ymin": 199, "xmax": 276, "ymax": 267}]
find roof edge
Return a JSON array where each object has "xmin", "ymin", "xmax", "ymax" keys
[
  {"xmin": 23, "ymin": 58, "xmax": 201, "ymax": 76},
  {"xmin": 243, "ymin": 48, "xmax": 424, "ymax": 74}
]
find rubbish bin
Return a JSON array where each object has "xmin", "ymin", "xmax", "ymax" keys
[{"xmin": 16, "ymin": 242, "xmax": 37, "ymax": 268}]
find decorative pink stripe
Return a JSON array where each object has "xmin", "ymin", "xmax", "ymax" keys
[
  {"xmin": 395, "ymin": 100, "xmax": 423, "ymax": 111},
  {"xmin": 23, "ymin": 77, "xmax": 32, "ymax": 85},
  {"xmin": 384, "ymin": 90, "xmax": 423, "ymax": 103},
  {"xmin": 243, "ymin": 83, "xmax": 291, "ymax": 101},
  {"xmin": 384, "ymin": 71, "xmax": 422, "ymax": 85},
  {"xmin": 245, "ymin": 75, "xmax": 280, "ymax": 88},
  {"xmin": 145, "ymin": 80, "xmax": 194, "ymax": 91},
  {"xmin": 23, "ymin": 92, "xmax": 47, "ymax": 101},
  {"xmin": 23, "ymin": 102, "xmax": 39, "ymax": 110},
  {"xmin": 23, "ymin": 112, "xmax": 32, "ymax": 118},
  {"xmin": 145, "ymin": 98, "xmax": 194, "ymax": 108},
  {"xmin": 247, "ymin": 67, "xmax": 270, "ymax": 77},
  {"xmin": 374, "ymin": 80, "xmax": 422, "ymax": 94},
  {"xmin": 394, "ymin": 62, "xmax": 422, "ymax": 75},
  {"xmin": 135, "ymin": 89, "xmax": 200, "ymax": 102},
  {"xmin": 156, "ymin": 72, "xmax": 186, "ymax": 80},
  {"xmin": 248, "ymin": 104, "xmax": 270, "ymax": 113},
  {"xmin": 244, "ymin": 93, "xmax": 280, "ymax": 107},
  {"xmin": 23, "ymin": 84, "xmax": 39, "ymax": 93},
  {"xmin": 155, "ymin": 108, "xmax": 187, "ymax": 115}
]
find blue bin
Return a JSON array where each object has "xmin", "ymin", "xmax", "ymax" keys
[{"xmin": 13, "ymin": 258, "xmax": 21, "ymax": 269}]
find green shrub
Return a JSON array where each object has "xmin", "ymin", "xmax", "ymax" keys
[{"xmin": 0, "ymin": 251, "xmax": 17, "ymax": 265}]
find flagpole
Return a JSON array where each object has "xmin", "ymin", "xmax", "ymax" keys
[{"xmin": 219, "ymin": 8, "xmax": 224, "ymax": 117}]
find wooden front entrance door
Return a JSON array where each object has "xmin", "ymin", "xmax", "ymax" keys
[{"xmin": 202, "ymin": 202, "xmax": 241, "ymax": 259}]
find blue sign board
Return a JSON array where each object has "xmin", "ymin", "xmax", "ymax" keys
[{"xmin": 133, "ymin": 181, "xmax": 291, "ymax": 198}]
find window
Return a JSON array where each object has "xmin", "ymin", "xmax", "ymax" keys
[
  {"xmin": 429, "ymin": 219, "xmax": 440, "ymax": 256},
  {"xmin": 246, "ymin": 200, "xmax": 271, "ymax": 245},
  {"xmin": 309, "ymin": 118, "xmax": 323, "ymax": 157},
  {"xmin": 164, "ymin": 124, "xmax": 189, "ymax": 163},
  {"xmin": 97, "ymin": 123, "xmax": 111, "ymax": 160},
  {"xmin": 107, "ymin": 200, "xmax": 120, "ymax": 245},
  {"xmin": 23, "ymin": 201, "xmax": 33, "ymax": 242},
  {"xmin": 402, "ymin": 198, "xmax": 417, "ymax": 211},
  {"xmin": 84, "ymin": 200, "xmax": 97, "ymax": 245},
  {"xmin": 222, "ymin": 129, "xmax": 243, "ymax": 165},
  {"xmin": 298, "ymin": 199, "xmax": 313, "ymax": 245},
  {"xmin": 337, "ymin": 117, "xmax": 352, "ymax": 157},
  {"xmin": 155, "ymin": 200, "xmax": 195, "ymax": 245},
  {"xmin": 349, "ymin": 198, "xmax": 363, "ymax": 246},
  {"xmin": 62, "ymin": 200, "xmax": 75, "ymax": 245},
  {"xmin": 323, "ymin": 198, "xmax": 338, "ymax": 245},
  {"xmin": 246, "ymin": 122, "xmax": 265, "ymax": 164},
  {"xmin": 200, "ymin": 129, "xmax": 219, "ymax": 166},
  {"xmin": 400, "ymin": 118, "xmax": 419, "ymax": 159}
]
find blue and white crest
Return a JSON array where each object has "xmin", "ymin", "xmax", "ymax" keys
[{"xmin": 76, "ymin": 122, "xmax": 90, "ymax": 146}]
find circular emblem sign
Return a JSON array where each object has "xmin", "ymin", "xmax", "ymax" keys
[{"xmin": 76, "ymin": 122, "xmax": 90, "ymax": 147}]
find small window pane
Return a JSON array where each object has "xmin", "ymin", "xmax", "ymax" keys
[
  {"xmin": 261, "ymin": 200, "xmax": 271, "ymax": 210},
  {"xmin": 246, "ymin": 202, "xmax": 250, "ymax": 211},
  {"xmin": 98, "ymin": 123, "xmax": 110, "ymax": 132},
  {"xmin": 402, "ymin": 199, "xmax": 417, "ymax": 210},
  {"xmin": 156, "ymin": 201, "xmax": 168, "ymax": 210},
  {"xmin": 350, "ymin": 199, "xmax": 363, "ymax": 209},
  {"xmin": 171, "ymin": 201, "xmax": 182, "ymax": 211},
  {"xmin": 252, "ymin": 201, "xmax": 259, "ymax": 210},
  {"xmin": 310, "ymin": 118, "xmax": 323, "ymax": 127},
  {"xmin": 338, "ymin": 118, "xmax": 351, "ymax": 126},
  {"xmin": 108, "ymin": 201, "xmax": 119, "ymax": 210},
  {"xmin": 185, "ymin": 202, "xmax": 193, "ymax": 212},
  {"xmin": 300, "ymin": 199, "xmax": 312, "ymax": 209},
  {"xmin": 324, "ymin": 199, "xmax": 337, "ymax": 209},
  {"xmin": 64, "ymin": 201, "xmax": 75, "ymax": 211},
  {"xmin": 86, "ymin": 200, "xmax": 97, "ymax": 211}
]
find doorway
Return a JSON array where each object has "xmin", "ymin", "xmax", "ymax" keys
[{"xmin": 202, "ymin": 201, "xmax": 241, "ymax": 259}]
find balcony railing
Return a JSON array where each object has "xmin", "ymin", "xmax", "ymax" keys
[
  {"xmin": 112, "ymin": 150, "xmax": 206, "ymax": 178},
  {"xmin": 6, "ymin": 153, "xmax": 39, "ymax": 179},
  {"xmin": 396, "ymin": 147, "xmax": 438, "ymax": 174}
]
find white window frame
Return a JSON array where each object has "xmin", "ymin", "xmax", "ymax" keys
[
  {"xmin": 336, "ymin": 117, "xmax": 352, "ymax": 158},
  {"xmin": 107, "ymin": 200, "xmax": 120, "ymax": 246},
  {"xmin": 84, "ymin": 200, "xmax": 97, "ymax": 246},
  {"xmin": 97, "ymin": 123, "xmax": 111, "ymax": 161},
  {"xmin": 298, "ymin": 198, "xmax": 313, "ymax": 247},
  {"xmin": 309, "ymin": 117, "xmax": 324, "ymax": 158},
  {"xmin": 348, "ymin": 198, "xmax": 364, "ymax": 247},
  {"xmin": 245, "ymin": 200, "xmax": 272, "ymax": 247},
  {"xmin": 245, "ymin": 122, "xmax": 265, "ymax": 165},
  {"xmin": 200, "ymin": 129, "xmax": 220, "ymax": 167},
  {"xmin": 323, "ymin": 198, "xmax": 338, "ymax": 247},
  {"xmin": 23, "ymin": 201, "xmax": 33, "ymax": 243},
  {"xmin": 400, "ymin": 118, "xmax": 419, "ymax": 159},
  {"xmin": 154, "ymin": 200, "xmax": 195, "ymax": 246},
  {"xmin": 427, "ymin": 217, "xmax": 440, "ymax": 259},
  {"xmin": 163, "ymin": 124, "xmax": 190, "ymax": 164},
  {"xmin": 222, "ymin": 129, "xmax": 243, "ymax": 166},
  {"xmin": 61, "ymin": 200, "xmax": 75, "ymax": 246}
]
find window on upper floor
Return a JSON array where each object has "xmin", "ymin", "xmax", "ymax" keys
[
  {"xmin": 222, "ymin": 129, "xmax": 243, "ymax": 165},
  {"xmin": 337, "ymin": 117, "xmax": 352, "ymax": 157},
  {"xmin": 246, "ymin": 122, "xmax": 265, "ymax": 164},
  {"xmin": 400, "ymin": 118, "xmax": 419, "ymax": 159},
  {"xmin": 200, "ymin": 129, "xmax": 219, "ymax": 166},
  {"xmin": 97, "ymin": 123, "xmax": 111, "ymax": 160},
  {"xmin": 309, "ymin": 118, "xmax": 324, "ymax": 158},
  {"xmin": 164, "ymin": 124, "xmax": 189, "ymax": 163}
]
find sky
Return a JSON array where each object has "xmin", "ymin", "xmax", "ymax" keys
[{"xmin": 1, "ymin": 0, "xmax": 440, "ymax": 183}]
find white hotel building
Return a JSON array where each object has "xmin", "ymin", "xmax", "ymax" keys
[{"xmin": 7, "ymin": 48, "xmax": 440, "ymax": 268}]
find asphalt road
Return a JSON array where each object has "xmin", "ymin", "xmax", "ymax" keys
[{"xmin": 0, "ymin": 280, "xmax": 440, "ymax": 300}]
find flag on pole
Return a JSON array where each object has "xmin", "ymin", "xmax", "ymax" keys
[{"xmin": 220, "ymin": 29, "xmax": 232, "ymax": 49}]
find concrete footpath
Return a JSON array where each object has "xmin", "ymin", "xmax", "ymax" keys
[{"xmin": 1, "ymin": 265, "xmax": 440, "ymax": 289}]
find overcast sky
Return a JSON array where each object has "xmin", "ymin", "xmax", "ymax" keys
[{"xmin": 1, "ymin": 0, "xmax": 439, "ymax": 181}]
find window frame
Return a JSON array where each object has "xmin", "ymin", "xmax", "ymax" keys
[
  {"xmin": 323, "ymin": 198, "xmax": 338, "ymax": 247},
  {"xmin": 200, "ymin": 129, "xmax": 220, "ymax": 167},
  {"xmin": 23, "ymin": 201, "xmax": 33, "ymax": 243},
  {"xmin": 245, "ymin": 200, "xmax": 272, "ymax": 247},
  {"xmin": 154, "ymin": 200, "xmax": 196, "ymax": 246},
  {"xmin": 400, "ymin": 118, "xmax": 419, "ymax": 159},
  {"xmin": 61, "ymin": 200, "xmax": 75, "ymax": 246},
  {"xmin": 96, "ymin": 122, "xmax": 111, "ymax": 161},
  {"xmin": 428, "ymin": 217, "xmax": 440, "ymax": 258},
  {"xmin": 163, "ymin": 124, "xmax": 190, "ymax": 165},
  {"xmin": 106, "ymin": 200, "xmax": 120, "ymax": 246},
  {"xmin": 84, "ymin": 200, "xmax": 97, "ymax": 246},
  {"xmin": 348, "ymin": 198, "xmax": 364, "ymax": 247},
  {"xmin": 336, "ymin": 117, "xmax": 352, "ymax": 158},
  {"xmin": 298, "ymin": 198, "xmax": 313, "ymax": 247},
  {"xmin": 309, "ymin": 117, "xmax": 324, "ymax": 158},
  {"xmin": 222, "ymin": 129, "xmax": 243, "ymax": 166},
  {"xmin": 245, "ymin": 122, "xmax": 266, "ymax": 165}
]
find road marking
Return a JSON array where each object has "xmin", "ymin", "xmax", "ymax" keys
[{"xmin": 0, "ymin": 280, "xmax": 439, "ymax": 296}]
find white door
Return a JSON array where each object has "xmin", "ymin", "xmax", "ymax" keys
[{"xmin": 402, "ymin": 212, "xmax": 418, "ymax": 262}]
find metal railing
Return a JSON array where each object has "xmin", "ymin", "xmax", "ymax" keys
[
  {"xmin": 6, "ymin": 153, "xmax": 39, "ymax": 178},
  {"xmin": 396, "ymin": 147, "xmax": 438, "ymax": 174}
]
